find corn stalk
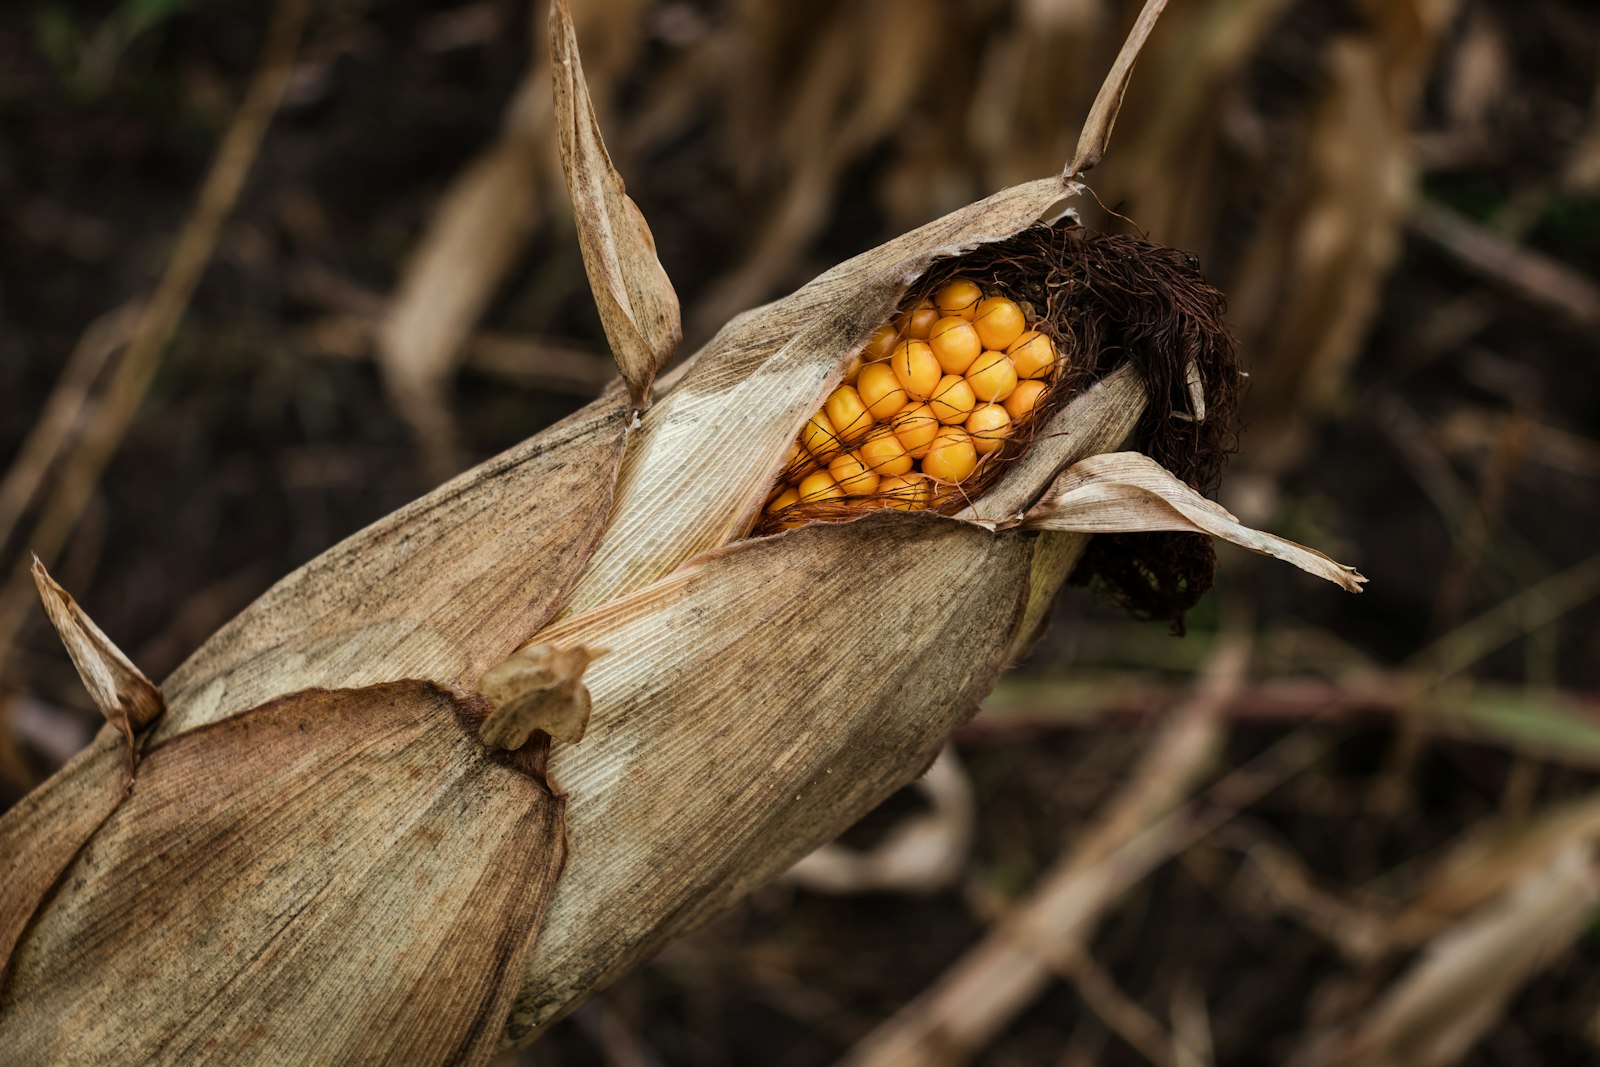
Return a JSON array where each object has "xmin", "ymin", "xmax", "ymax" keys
[{"xmin": 0, "ymin": 1, "xmax": 1362, "ymax": 1060}]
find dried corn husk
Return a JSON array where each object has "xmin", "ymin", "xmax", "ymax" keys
[{"xmin": 0, "ymin": 0, "xmax": 1361, "ymax": 1060}]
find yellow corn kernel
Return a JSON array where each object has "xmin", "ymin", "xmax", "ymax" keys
[
  {"xmin": 842, "ymin": 354, "xmax": 863, "ymax": 386},
  {"xmin": 890, "ymin": 340, "xmax": 941, "ymax": 401},
  {"xmin": 922, "ymin": 427, "xmax": 979, "ymax": 484},
  {"xmin": 933, "ymin": 279, "xmax": 982, "ymax": 321},
  {"xmin": 973, "ymin": 296, "xmax": 1025, "ymax": 351},
  {"xmin": 797, "ymin": 469, "xmax": 844, "ymax": 502},
  {"xmin": 784, "ymin": 441, "xmax": 821, "ymax": 481},
  {"xmin": 862, "ymin": 323, "xmax": 899, "ymax": 362},
  {"xmin": 877, "ymin": 473, "xmax": 932, "ymax": 511},
  {"xmin": 828, "ymin": 452, "xmax": 880, "ymax": 496},
  {"xmin": 766, "ymin": 486, "xmax": 801, "ymax": 513},
  {"xmin": 800, "ymin": 410, "xmax": 845, "ymax": 460},
  {"xmin": 928, "ymin": 316, "xmax": 982, "ymax": 375},
  {"xmin": 966, "ymin": 404, "xmax": 1012, "ymax": 455},
  {"xmin": 824, "ymin": 385, "xmax": 874, "ymax": 445},
  {"xmin": 928, "ymin": 374, "xmax": 976, "ymax": 424},
  {"xmin": 1004, "ymin": 379, "xmax": 1049, "ymax": 422},
  {"xmin": 1007, "ymin": 331, "xmax": 1058, "ymax": 380},
  {"xmin": 857, "ymin": 362, "xmax": 909, "ymax": 421},
  {"xmin": 965, "ymin": 349, "xmax": 1018, "ymax": 403},
  {"xmin": 858, "ymin": 426, "xmax": 913, "ymax": 477},
  {"xmin": 890, "ymin": 403, "xmax": 940, "ymax": 458},
  {"xmin": 894, "ymin": 300, "xmax": 939, "ymax": 340}
]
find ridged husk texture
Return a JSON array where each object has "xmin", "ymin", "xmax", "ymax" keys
[{"xmin": 0, "ymin": 0, "xmax": 1359, "ymax": 1060}]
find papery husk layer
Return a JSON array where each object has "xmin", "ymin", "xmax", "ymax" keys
[
  {"xmin": 502, "ymin": 511, "xmax": 1037, "ymax": 1041},
  {"xmin": 1, "ymin": 681, "xmax": 565, "ymax": 1066},
  {"xmin": 559, "ymin": 174, "xmax": 1083, "ymax": 615},
  {"xmin": 159, "ymin": 392, "xmax": 630, "ymax": 738}
]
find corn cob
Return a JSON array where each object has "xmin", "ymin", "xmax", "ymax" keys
[
  {"xmin": 0, "ymin": 0, "xmax": 1363, "ymax": 1060},
  {"xmin": 763, "ymin": 281, "xmax": 1058, "ymax": 530}
]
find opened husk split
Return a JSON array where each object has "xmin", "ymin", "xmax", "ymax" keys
[{"xmin": 0, "ymin": 0, "xmax": 1361, "ymax": 1060}]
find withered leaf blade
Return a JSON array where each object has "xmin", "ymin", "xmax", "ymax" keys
[
  {"xmin": 0, "ymin": 681, "xmax": 565, "ymax": 1067},
  {"xmin": 550, "ymin": 0, "xmax": 681, "ymax": 412},
  {"xmin": 501, "ymin": 511, "xmax": 1035, "ymax": 1043},
  {"xmin": 1066, "ymin": 0, "xmax": 1171, "ymax": 176},
  {"xmin": 478, "ymin": 644, "xmax": 602, "ymax": 748},
  {"xmin": 0, "ymin": 732, "xmax": 127, "ymax": 985},
  {"xmin": 158, "ymin": 393, "xmax": 629, "ymax": 739},
  {"xmin": 1015, "ymin": 451, "xmax": 1367, "ymax": 591},
  {"xmin": 561, "ymin": 174, "xmax": 1082, "ymax": 615},
  {"xmin": 31, "ymin": 558, "xmax": 163, "ymax": 760},
  {"xmin": 957, "ymin": 363, "xmax": 1147, "ymax": 524}
]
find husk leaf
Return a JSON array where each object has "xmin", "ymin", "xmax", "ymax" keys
[
  {"xmin": 478, "ymin": 644, "xmax": 602, "ymax": 748},
  {"xmin": 501, "ymin": 512, "xmax": 1035, "ymax": 1041},
  {"xmin": 0, "ymin": 733, "xmax": 126, "ymax": 987},
  {"xmin": 1016, "ymin": 451, "xmax": 1367, "ymax": 591},
  {"xmin": 156, "ymin": 393, "xmax": 629, "ymax": 739},
  {"xmin": 551, "ymin": 0, "xmax": 681, "ymax": 412},
  {"xmin": 30, "ymin": 558, "xmax": 162, "ymax": 764},
  {"xmin": 559, "ymin": 175, "xmax": 1082, "ymax": 615},
  {"xmin": 0, "ymin": 681, "xmax": 565, "ymax": 1066},
  {"xmin": 1067, "ymin": 0, "xmax": 1171, "ymax": 176}
]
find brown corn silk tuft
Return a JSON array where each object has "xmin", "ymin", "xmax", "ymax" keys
[{"xmin": 755, "ymin": 224, "xmax": 1241, "ymax": 626}]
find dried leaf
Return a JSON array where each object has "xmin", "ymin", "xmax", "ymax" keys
[
  {"xmin": 159, "ymin": 394, "xmax": 630, "ymax": 738},
  {"xmin": 958, "ymin": 363, "xmax": 1146, "ymax": 524},
  {"xmin": 550, "ymin": 0, "xmax": 681, "ymax": 411},
  {"xmin": 560, "ymin": 174, "xmax": 1082, "ymax": 615},
  {"xmin": 30, "ymin": 559, "xmax": 163, "ymax": 761},
  {"xmin": 0, "ymin": 733, "xmax": 126, "ymax": 985},
  {"xmin": 1315, "ymin": 847, "xmax": 1600, "ymax": 1067},
  {"xmin": 1066, "ymin": 0, "xmax": 1171, "ymax": 176},
  {"xmin": 502, "ymin": 512, "xmax": 1035, "ymax": 1041},
  {"xmin": 1, "ymin": 681, "xmax": 564, "ymax": 1066},
  {"xmin": 1016, "ymin": 452, "xmax": 1366, "ymax": 591},
  {"xmin": 479, "ymin": 644, "xmax": 602, "ymax": 748},
  {"xmin": 378, "ymin": 75, "xmax": 547, "ymax": 471}
]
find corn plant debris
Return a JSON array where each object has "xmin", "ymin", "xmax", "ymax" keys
[
  {"xmin": 29, "ymin": 560, "xmax": 162, "ymax": 762},
  {"xmin": 478, "ymin": 643, "xmax": 603, "ymax": 748},
  {"xmin": 551, "ymin": 0, "xmax": 682, "ymax": 413},
  {"xmin": 8, "ymin": 0, "xmax": 1600, "ymax": 1063},
  {"xmin": 0, "ymin": 681, "xmax": 565, "ymax": 1065}
]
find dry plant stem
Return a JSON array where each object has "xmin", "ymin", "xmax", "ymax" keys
[
  {"xmin": 839, "ymin": 636, "xmax": 1247, "ymax": 1067},
  {"xmin": 1382, "ymin": 791, "xmax": 1600, "ymax": 950},
  {"xmin": 1410, "ymin": 198, "xmax": 1600, "ymax": 329},
  {"xmin": 1408, "ymin": 549, "xmax": 1600, "ymax": 683},
  {"xmin": 1301, "ymin": 846, "xmax": 1600, "ymax": 1067},
  {"xmin": 0, "ymin": 0, "xmax": 309, "ymax": 675},
  {"xmin": 0, "ymin": 302, "xmax": 139, "ymax": 556},
  {"xmin": 1053, "ymin": 944, "xmax": 1204, "ymax": 1067},
  {"xmin": 1232, "ymin": 0, "xmax": 1458, "ymax": 475},
  {"xmin": 378, "ymin": 71, "xmax": 547, "ymax": 477}
]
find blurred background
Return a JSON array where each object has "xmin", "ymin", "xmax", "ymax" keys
[{"xmin": 3, "ymin": 0, "xmax": 1600, "ymax": 1063}]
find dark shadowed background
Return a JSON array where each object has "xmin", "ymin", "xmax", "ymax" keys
[{"xmin": 3, "ymin": 1, "xmax": 1600, "ymax": 1064}]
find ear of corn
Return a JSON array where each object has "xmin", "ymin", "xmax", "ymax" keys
[
  {"xmin": 555, "ymin": 172, "xmax": 1086, "ymax": 617},
  {"xmin": 503, "ymin": 512, "xmax": 1036, "ymax": 1040},
  {"xmin": 763, "ymin": 283, "xmax": 1055, "ymax": 529},
  {"xmin": 0, "ymin": 0, "xmax": 1362, "ymax": 1060}
]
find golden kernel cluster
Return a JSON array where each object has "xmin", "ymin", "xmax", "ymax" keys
[{"xmin": 766, "ymin": 279, "xmax": 1061, "ymax": 524}]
